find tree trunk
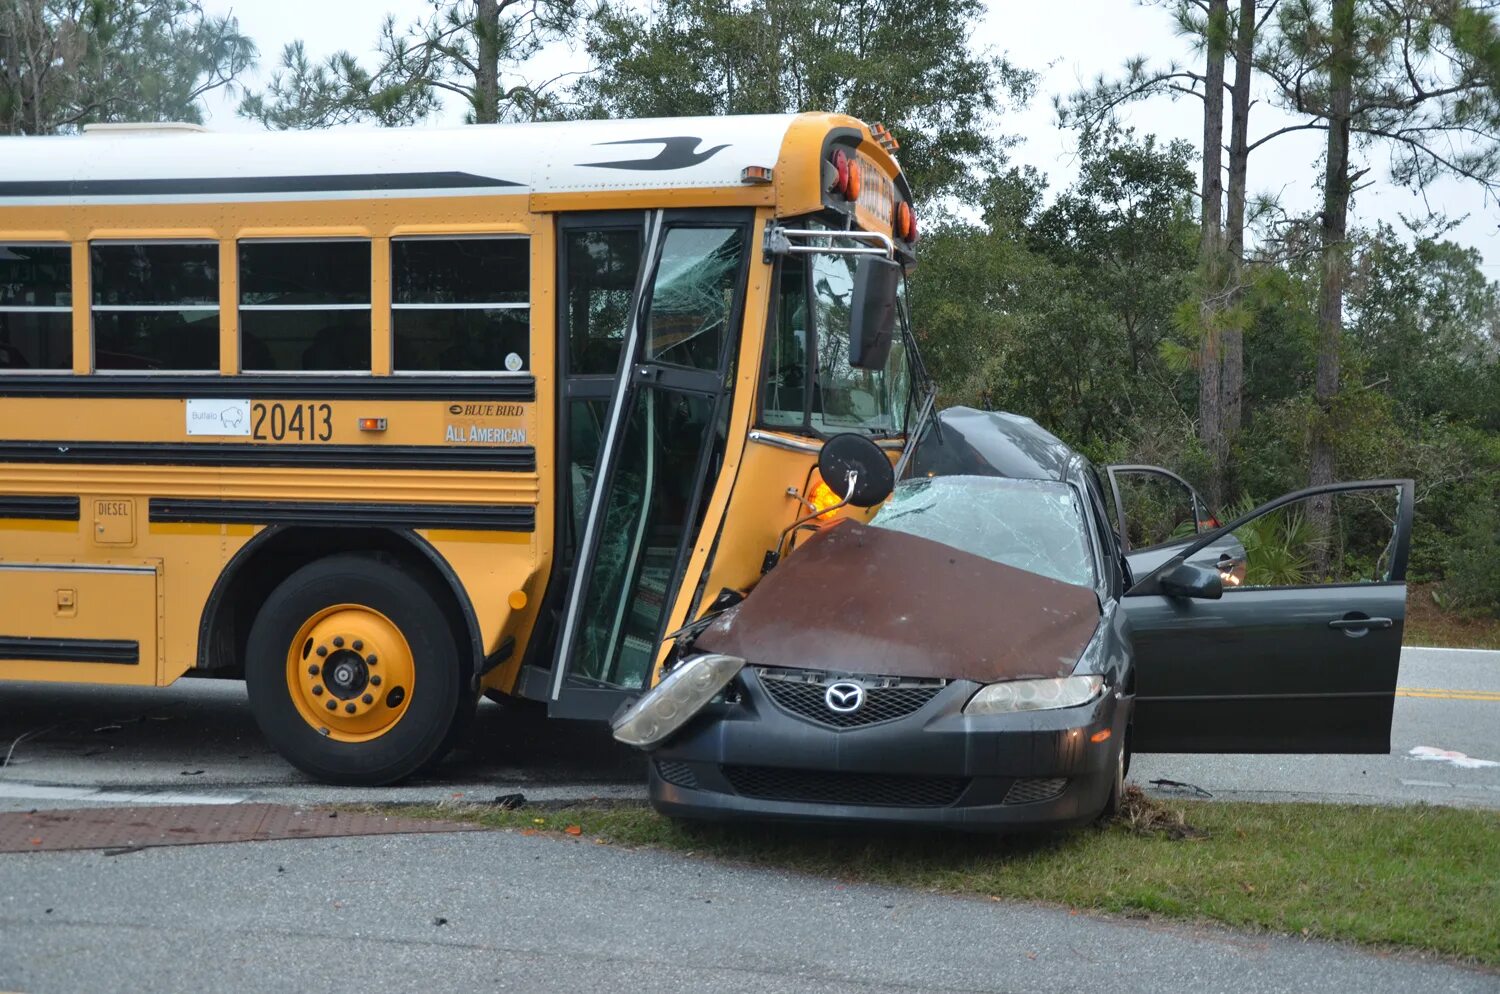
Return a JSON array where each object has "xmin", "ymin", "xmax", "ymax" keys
[
  {"xmin": 1222, "ymin": 0, "xmax": 1256, "ymax": 456},
  {"xmin": 1309, "ymin": 0, "xmax": 1356, "ymax": 576},
  {"xmin": 474, "ymin": 0, "xmax": 501, "ymax": 123},
  {"xmin": 1197, "ymin": 0, "xmax": 1229, "ymax": 510}
]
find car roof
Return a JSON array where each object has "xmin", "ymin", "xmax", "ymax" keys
[{"xmin": 909, "ymin": 407, "xmax": 1085, "ymax": 484}]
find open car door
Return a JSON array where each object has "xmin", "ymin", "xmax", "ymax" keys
[{"xmin": 1122, "ymin": 479, "xmax": 1414, "ymax": 754}]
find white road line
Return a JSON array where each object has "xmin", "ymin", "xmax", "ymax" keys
[
  {"xmin": 0, "ymin": 782, "xmax": 246, "ymax": 805},
  {"xmin": 1403, "ymin": 646, "xmax": 1500, "ymax": 657}
]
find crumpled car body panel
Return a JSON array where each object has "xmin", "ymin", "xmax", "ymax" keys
[{"xmin": 693, "ymin": 520, "xmax": 1100, "ymax": 684}]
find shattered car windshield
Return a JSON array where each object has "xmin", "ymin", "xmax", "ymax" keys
[{"xmin": 868, "ymin": 476, "xmax": 1096, "ymax": 588}]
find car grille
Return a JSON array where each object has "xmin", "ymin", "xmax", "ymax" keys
[
  {"xmin": 756, "ymin": 668, "xmax": 945, "ymax": 729},
  {"xmin": 722, "ymin": 764, "xmax": 969, "ymax": 808},
  {"xmin": 1003, "ymin": 777, "xmax": 1068, "ymax": 805},
  {"xmin": 654, "ymin": 760, "xmax": 699, "ymax": 789}
]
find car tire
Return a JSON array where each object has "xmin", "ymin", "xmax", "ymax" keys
[{"xmin": 245, "ymin": 553, "xmax": 463, "ymax": 786}]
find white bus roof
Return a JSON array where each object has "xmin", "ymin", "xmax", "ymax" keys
[{"xmin": 0, "ymin": 114, "xmax": 813, "ymax": 206}]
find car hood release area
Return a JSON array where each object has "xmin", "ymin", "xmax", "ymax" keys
[{"xmin": 694, "ymin": 522, "xmax": 1101, "ymax": 684}]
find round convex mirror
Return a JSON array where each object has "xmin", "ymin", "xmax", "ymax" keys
[{"xmin": 818, "ymin": 433, "xmax": 895, "ymax": 508}]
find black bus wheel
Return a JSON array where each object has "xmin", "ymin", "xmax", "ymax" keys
[{"xmin": 245, "ymin": 553, "xmax": 462, "ymax": 786}]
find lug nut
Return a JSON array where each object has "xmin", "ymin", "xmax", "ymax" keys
[
  {"xmin": 325, "ymin": 700, "xmax": 337, "ymax": 711},
  {"xmin": 344, "ymin": 702, "xmax": 357, "ymax": 714},
  {"xmin": 362, "ymin": 694, "xmax": 373, "ymax": 704},
  {"xmin": 312, "ymin": 685, "xmax": 324, "ymax": 696},
  {"xmin": 370, "ymin": 675, "xmax": 382, "ymax": 686},
  {"xmin": 353, "ymin": 640, "xmax": 364, "ymax": 651},
  {"xmin": 316, "ymin": 646, "xmax": 328, "ymax": 657},
  {"xmin": 308, "ymin": 664, "xmax": 320, "ymax": 676},
  {"xmin": 366, "ymin": 654, "xmax": 377, "ymax": 665},
  {"xmin": 333, "ymin": 636, "xmax": 344, "ymax": 648}
]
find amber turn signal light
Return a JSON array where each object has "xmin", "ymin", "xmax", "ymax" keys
[
  {"xmin": 358, "ymin": 417, "xmax": 387, "ymax": 432},
  {"xmin": 807, "ymin": 475, "xmax": 843, "ymax": 521},
  {"xmin": 896, "ymin": 201, "xmax": 917, "ymax": 242}
]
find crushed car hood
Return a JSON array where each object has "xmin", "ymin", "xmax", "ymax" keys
[{"xmin": 694, "ymin": 521, "xmax": 1101, "ymax": 683}]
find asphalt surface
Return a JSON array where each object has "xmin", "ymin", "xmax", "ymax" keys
[
  {"xmin": 2, "ymin": 826, "xmax": 1496, "ymax": 994},
  {"xmin": 0, "ymin": 646, "xmax": 1495, "ymax": 812}
]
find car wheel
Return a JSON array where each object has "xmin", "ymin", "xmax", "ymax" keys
[{"xmin": 246, "ymin": 553, "xmax": 462, "ymax": 786}]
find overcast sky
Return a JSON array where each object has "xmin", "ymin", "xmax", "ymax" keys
[{"xmin": 201, "ymin": 0, "xmax": 1498, "ymax": 271}]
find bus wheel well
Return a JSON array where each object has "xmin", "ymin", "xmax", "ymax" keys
[{"xmin": 198, "ymin": 527, "xmax": 481, "ymax": 686}]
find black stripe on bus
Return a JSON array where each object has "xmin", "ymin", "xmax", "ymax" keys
[
  {"xmin": 0, "ymin": 441, "xmax": 535, "ymax": 473},
  {"xmin": 0, "ymin": 496, "xmax": 79, "ymax": 521},
  {"xmin": 0, "ymin": 171, "xmax": 523, "ymax": 198},
  {"xmin": 0, "ymin": 636, "xmax": 139, "ymax": 665},
  {"xmin": 0, "ymin": 374, "xmax": 535, "ymax": 402},
  {"xmin": 149, "ymin": 498, "xmax": 535, "ymax": 532}
]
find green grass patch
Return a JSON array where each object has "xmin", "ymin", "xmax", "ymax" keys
[{"xmin": 383, "ymin": 795, "xmax": 1500, "ymax": 965}]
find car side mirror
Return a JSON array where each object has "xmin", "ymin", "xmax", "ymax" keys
[
  {"xmin": 818, "ymin": 432, "xmax": 894, "ymax": 508},
  {"xmin": 1159, "ymin": 562, "xmax": 1223, "ymax": 600},
  {"xmin": 848, "ymin": 256, "xmax": 899, "ymax": 370}
]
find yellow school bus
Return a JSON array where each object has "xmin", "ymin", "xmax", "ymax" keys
[{"xmin": 0, "ymin": 114, "xmax": 925, "ymax": 783}]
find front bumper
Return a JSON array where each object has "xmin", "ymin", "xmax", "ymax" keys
[{"xmin": 647, "ymin": 668, "xmax": 1129, "ymax": 831}]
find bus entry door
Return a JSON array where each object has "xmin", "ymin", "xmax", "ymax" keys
[{"xmin": 550, "ymin": 210, "xmax": 751, "ymax": 720}]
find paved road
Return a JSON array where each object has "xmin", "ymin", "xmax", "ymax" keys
[
  {"xmin": 1, "ymin": 825, "xmax": 1494, "ymax": 994},
  {"xmin": 0, "ymin": 647, "xmax": 1495, "ymax": 811}
]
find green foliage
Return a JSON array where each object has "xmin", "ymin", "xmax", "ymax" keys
[
  {"xmin": 0, "ymin": 0, "xmax": 256, "ymax": 134},
  {"xmin": 239, "ymin": 1, "xmax": 579, "ymax": 129},
  {"xmin": 1440, "ymin": 474, "xmax": 1500, "ymax": 619},
  {"xmin": 1228, "ymin": 496, "xmax": 1317, "ymax": 586},
  {"xmin": 564, "ymin": 0, "xmax": 1035, "ymax": 199}
]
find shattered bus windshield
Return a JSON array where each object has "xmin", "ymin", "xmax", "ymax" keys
[{"xmin": 869, "ymin": 476, "xmax": 1095, "ymax": 588}]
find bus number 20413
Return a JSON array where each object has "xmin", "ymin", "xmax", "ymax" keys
[{"xmin": 252, "ymin": 402, "xmax": 334, "ymax": 442}]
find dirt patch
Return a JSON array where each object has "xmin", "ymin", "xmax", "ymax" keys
[
  {"xmin": 1115, "ymin": 785, "xmax": 1209, "ymax": 840},
  {"xmin": 1406, "ymin": 584, "xmax": 1500, "ymax": 650},
  {"xmin": 0, "ymin": 803, "xmax": 483, "ymax": 853}
]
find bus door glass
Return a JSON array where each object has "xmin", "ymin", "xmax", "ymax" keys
[{"xmin": 550, "ymin": 210, "xmax": 752, "ymax": 719}]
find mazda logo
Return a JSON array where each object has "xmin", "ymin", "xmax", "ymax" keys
[{"xmin": 824, "ymin": 681, "xmax": 865, "ymax": 714}]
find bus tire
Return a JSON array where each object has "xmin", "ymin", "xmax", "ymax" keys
[{"xmin": 245, "ymin": 553, "xmax": 462, "ymax": 786}]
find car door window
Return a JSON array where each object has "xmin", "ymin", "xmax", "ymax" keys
[
  {"xmin": 1218, "ymin": 485, "xmax": 1406, "ymax": 590},
  {"xmin": 1109, "ymin": 467, "xmax": 1200, "ymax": 550}
]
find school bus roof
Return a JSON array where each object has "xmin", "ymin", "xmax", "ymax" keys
[{"xmin": 0, "ymin": 112, "xmax": 909, "ymax": 222}]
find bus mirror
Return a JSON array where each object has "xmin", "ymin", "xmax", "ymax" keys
[
  {"xmin": 848, "ymin": 256, "xmax": 899, "ymax": 370},
  {"xmin": 818, "ymin": 433, "xmax": 895, "ymax": 508}
]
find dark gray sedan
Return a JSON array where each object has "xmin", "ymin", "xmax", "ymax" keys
[{"xmin": 613, "ymin": 408, "xmax": 1414, "ymax": 830}]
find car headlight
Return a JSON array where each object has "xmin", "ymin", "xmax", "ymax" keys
[
  {"xmin": 963, "ymin": 675, "xmax": 1105, "ymax": 716},
  {"xmin": 611, "ymin": 653, "xmax": 745, "ymax": 749}
]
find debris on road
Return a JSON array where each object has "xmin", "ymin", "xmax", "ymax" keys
[
  {"xmin": 1147, "ymin": 778, "xmax": 1214, "ymax": 798},
  {"xmin": 1409, "ymin": 746, "xmax": 1499, "ymax": 769}
]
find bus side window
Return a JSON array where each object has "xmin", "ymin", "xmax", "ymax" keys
[
  {"xmin": 564, "ymin": 227, "xmax": 641, "ymax": 375},
  {"xmin": 239, "ymin": 239, "xmax": 371, "ymax": 373},
  {"xmin": 0, "ymin": 243, "xmax": 72, "ymax": 371},
  {"xmin": 92, "ymin": 241, "xmax": 219, "ymax": 372},
  {"xmin": 393, "ymin": 237, "xmax": 529, "ymax": 372}
]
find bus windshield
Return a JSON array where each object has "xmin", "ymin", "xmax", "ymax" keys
[{"xmin": 762, "ymin": 235, "xmax": 911, "ymax": 436}]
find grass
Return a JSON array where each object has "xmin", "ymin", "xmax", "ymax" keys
[
  {"xmin": 378, "ymin": 791, "xmax": 1500, "ymax": 967},
  {"xmin": 1405, "ymin": 585, "xmax": 1500, "ymax": 650}
]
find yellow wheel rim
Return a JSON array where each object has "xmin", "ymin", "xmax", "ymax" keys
[{"xmin": 285, "ymin": 603, "xmax": 415, "ymax": 743}]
